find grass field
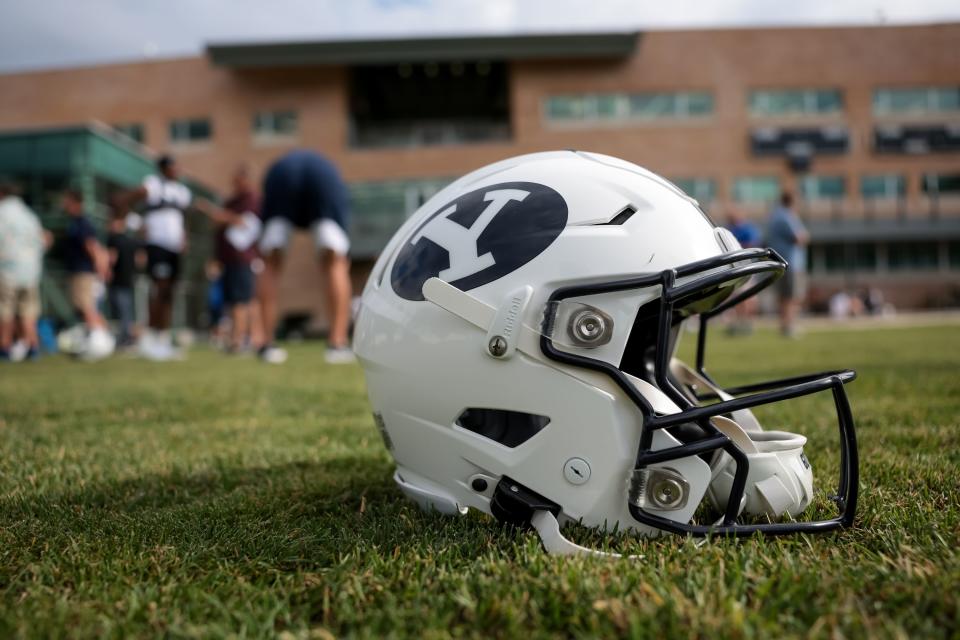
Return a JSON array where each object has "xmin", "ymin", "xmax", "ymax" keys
[{"xmin": 1, "ymin": 323, "xmax": 959, "ymax": 638}]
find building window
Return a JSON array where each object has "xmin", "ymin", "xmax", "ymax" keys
[
  {"xmin": 861, "ymin": 174, "xmax": 905, "ymax": 199},
  {"xmin": 749, "ymin": 89, "xmax": 843, "ymax": 117},
  {"xmin": 544, "ymin": 91, "xmax": 714, "ymax": 124},
  {"xmin": 252, "ymin": 110, "xmax": 298, "ymax": 139},
  {"xmin": 800, "ymin": 175, "xmax": 845, "ymax": 200},
  {"xmin": 922, "ymin": 173, "xmax": 960, "ymax": 196},
  {"xmin": 732, "ymin": 176, "xmax": 780, "ymax": 202},
  {"xmin": 169, "ymin": 118, "xmax": 212, "ymax": 144},
  {"xmin": 350, "ymin": 62, "xmax": 510, "ymax": 148},
  {"xmin": 949, "ymin": 242, "xmax": 960, "ymax": 269},
  {"xmin": 349, "ymin": 177, "xmax": 453, "ymax": 258},
  {"xmin": 873, "ymin": 87, "xmax": 960, "ymax": 116},
  {"xmin": 887, "ymin": 241, "xmax": 940, "ymax": 271},
  {"xmin": 113, "ymin": 123, "xmax": 144, "ymax": 144},
  {"xmin": 822, "ymin": 242, "xmax": 877, "ymax": 272},
  {"xmin": 671, "ymin": 177, "xmax": 716, "ymax": 203}
]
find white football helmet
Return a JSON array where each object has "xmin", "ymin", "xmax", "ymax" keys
[{"xmin": 354, "ymin": 151, "xmax": 858, "ymax": 556}]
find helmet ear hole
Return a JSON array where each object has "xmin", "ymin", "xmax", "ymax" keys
[{"xmin": 456, "ymin": 408, "xmax": 550, "ymax": 448}]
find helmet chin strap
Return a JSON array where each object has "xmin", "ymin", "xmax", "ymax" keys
[
  {"xmin": 707, "ymin": 417, "xmax": 814, "ymax": 518},
  {"xmin": 530, "ymin": 510, "xmax": 643, "ymax": 559}
]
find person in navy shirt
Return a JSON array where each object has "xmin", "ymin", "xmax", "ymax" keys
[{"xmin": 63, "ymin": 189, "xmax": 113, "ymax": 357}]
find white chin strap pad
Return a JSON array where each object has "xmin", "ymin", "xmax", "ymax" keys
[{"xmin": 706, "ymin": 417, "xmax": 814, "ymax": 518}]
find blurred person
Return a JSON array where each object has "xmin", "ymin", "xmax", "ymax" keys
[
  {"xmin": 114, "ymin": 155, "xmax": 191, "ymax": 360},
  {"xmin": 106, "ymin": 213, "xmax": 143, "ymax": 349},
  {"xmin": 725, "ymin": 207, "xmax": 761, "ymax": 335},
  {"xmin": 205, "ymin": 259, "xmax": 227, "ymax": 347},
  {"xmin": 197, "ymin": 166, "xmax": 264, "ymax": 353},
  {"xmin": 765, "ymin": 192, "xmax": 809, "ymax": 337},
  {"xmin": 258, "ymin": 150, "xmax": 353, "ymax": 364},
  {"xmin": 861, "ymin": 287, "xmax": 888, "ymax": 316},
  {"xmin": 0, "ymin": 178, "xmax": 47, "ymax": 361},
  {"xmin": 62, "ymin": 190, "xmax": 114, "ymax": 360}
]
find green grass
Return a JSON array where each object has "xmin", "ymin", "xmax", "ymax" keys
[{"xmin": 1, "ymin": 324, "xmax": 959, "ymax": 639}]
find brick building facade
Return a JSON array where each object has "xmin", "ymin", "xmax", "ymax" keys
[{"xmin": 1, "ymin": 23, "xmax": 958, "ymax": 324}]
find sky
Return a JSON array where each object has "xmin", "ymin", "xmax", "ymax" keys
[{"xmin": 1, "ymin": 0, "xmax": 958, "ymax": 73}]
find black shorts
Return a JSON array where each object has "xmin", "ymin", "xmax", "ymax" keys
[
  {"xmin": 222, "ymin": 262, "xmax": 255, "ymax": 305},
  {"xmin": 146, "ymin": 245, "xmax": 181, "ymax": 282},
  {"xmin": 261, "ymin": 150, "xmax": 350, "ymax": 230}
]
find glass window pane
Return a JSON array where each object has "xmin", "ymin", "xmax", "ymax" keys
[
  {"xmin": 873, "ymin": 87, "xmax": 960, "ymax": 115},
  {"xmin": 189, "ymin": 119, "xmax": 210, "ymax": 140},
  {"xmin": 686, "ymin": 92, "xmax": 714, "ymax": 116},
  {"xmin": 275, "ymin": 111, "xmax": 298, "ymax": 134},
  {"xmin": 671, "ymin": 177, "xmax": 716, "ymax": 201},
  {"xmin": 254, "ymin": 110, "xmax": 298, "ymax": 135},
  {"xmin": 594, "ymin": 94, "xmax": 620, "ymax": 119},
  {"xmin": 546, "ymin": 96, "xmax": 582, "ymax": 121},
  {"xmin": 547, "ymin": 92, "xmax": 713, "ymax": 122},
  {"xmin": 815, "ymin": 90, "xmax": 843, "ymax": 113},
  {"xmin": 823, "ymin": 243, "xmax": 845, "ymax": 271},
  {"xmin": 890, "ymin": 89, "xmax": 928, "ymax": 113},
  {"xmin": 923, "ymin": 173, "xmax": 960, "ymax": 195},
  {"xmin": 733, "ymin": 177, "xmax": 780, "ymax": 202},
  {"xmin": 861, "ymin": 174, "xmax": 905, "ymax": 198},
  {"xmin": 629, "ymin": 94, "xmax": 674, "ymax": 118},
  {"xmin": 936, "ymin": 88, "xmax": 960, "ymax": 111},
  {"xmin": 170, "ymin": 118, "xmax": 210, "ymax": 142},
  {"xmin": 750, "ymin": 89, "xmax": 841, "ymax": 115},
  {"xmin": 888, "ymin": 241, "xmax": 940, "ymax": 271},
  {"xmin": 801, "ymin": 175, "xmax": 845, "ymax": 200},
  {"xmin": 948, "ymin": 241, "xmax": 960, "ymax": 268}
]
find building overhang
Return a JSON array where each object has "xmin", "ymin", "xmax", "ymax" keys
[
  {"xmin": 809, "ymin": 217, "xmax": 960, "ymax": 242},
  {"xmin": 207, "ymin": 32, "xmax": 639, "ymax": 67}
]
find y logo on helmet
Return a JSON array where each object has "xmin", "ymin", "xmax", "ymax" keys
[{"xmin": 390, "ymin": 181, "xmax": 567, "ymax": 300}]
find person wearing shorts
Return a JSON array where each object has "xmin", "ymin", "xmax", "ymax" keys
[
  {"xmin": 258, "ymin": 150, "xmax": 353, "ymax": 364},
  {"xmin": 765, "ymin": 191, "xmax": 809, "ymax": 338},
  {"xmin": 0, "ymin": 178, "xmax": 46, "ymax": 361},
  {"xmin": 62, "ymin": 190, "xmax": 110, "ymax": 341},
  {"xmin": 115, "ymin": 155, "xmax": 191, "ymax": 359},
  {"xmin": 198, "ymin": 166, "xmax": 264, "ymax": 354}
]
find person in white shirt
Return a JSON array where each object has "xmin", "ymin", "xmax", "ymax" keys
[
  {"xmin": 0, "ymin": 178, "xmax": 48, "ymax": 361},
  {"xmin": 114, "ymin": 155, "xmax": 192, "ymax": 359}
]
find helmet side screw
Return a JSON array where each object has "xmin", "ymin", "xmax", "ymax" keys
[
  {"xmin": 488, "ymin": 335, "xmax": 508, "ymax": 357},
  {"xmin": 567, "ymin": 307, "xmax": 613, "ymax": 347},
  {"xmin": 651, "ymin": 477, "xmax": 685, "ymax": 509}
]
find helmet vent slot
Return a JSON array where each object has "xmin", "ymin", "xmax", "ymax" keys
[
  {"xmin": 456, "ymin": 408, "xmax": 550, "ymax": 448},
  {"xmin": 596, "ymin": 205, "xmax": 636, "ymax": 226}
]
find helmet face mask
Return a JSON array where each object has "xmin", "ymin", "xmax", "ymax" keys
[
  {"xmin": 355, "ymin": 151, "xmax": 859, "ymax": 555},
  {"xmin": 539, "ymin": 248, "xmax": 858, "ymax": 538}
]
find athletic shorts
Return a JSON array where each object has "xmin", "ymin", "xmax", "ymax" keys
[
  {"xmin": 775, "ymin": 268, "xmax": 807, "ymax": 302},
  {"xmin": 69, "ymin": 272, "xmax": 98, "ymax": 311},
  {"xmin": 0, "ymin": 278, "xmax": 40, "ymax": 322},
  {"xmin": 222, "ymin": 262, "xmax": 255, "ymax": 306},
  {"xmin": 260, "ymin": 150, "xmax": 351, "ymax": 255},
  {"xmin": 146, "ymin": 245, "xmax": 181, "ymax": 282}
]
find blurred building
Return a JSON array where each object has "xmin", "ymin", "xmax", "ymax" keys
[{"xmin": 1, "ymin": 22, "xmax": 958, "ymax": 326}]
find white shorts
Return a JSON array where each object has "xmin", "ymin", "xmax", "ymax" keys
[{"xmin": 259, "ymin": 217, "xmax": 350, "ymax": 256}]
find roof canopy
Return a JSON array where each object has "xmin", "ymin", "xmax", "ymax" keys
[{"xmin": 207, "ymin": 32, "xmax": 639, "ymax": 67}]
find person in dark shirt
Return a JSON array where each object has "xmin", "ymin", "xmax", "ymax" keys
[
  {"xmin": 62, "ymin": 189, "xmax": 113, "ymax": 359},
  {"xmin": 198, "ymin": 166, "xmax": 263, "ymax": 353},
  {"xmin": 106, "ymin": 214, "xmax": 143, "ymax": 347}
]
